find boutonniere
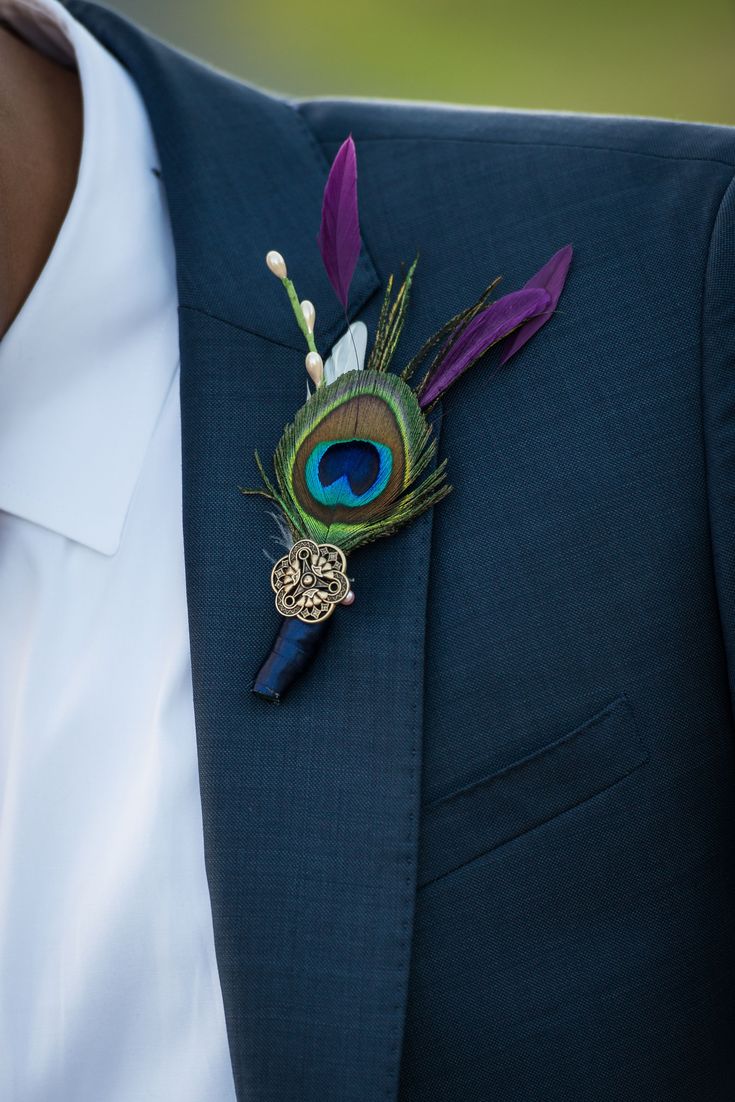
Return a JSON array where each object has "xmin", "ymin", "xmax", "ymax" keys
[{"xmin": 242, "ymin": 135, "xmax": 572, "ymax": 701}]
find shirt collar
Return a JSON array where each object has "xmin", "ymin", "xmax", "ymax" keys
[{"xmin": 0, "ymin": 0, "xmax": 179, "ymax": 555}]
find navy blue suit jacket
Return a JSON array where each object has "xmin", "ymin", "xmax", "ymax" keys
[{"xmin": 69, "ymin": 3, "xmax": 735, "ymax": 1098}]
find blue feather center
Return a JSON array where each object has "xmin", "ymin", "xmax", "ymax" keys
[{"xmin": 305, "ymin": 438, "xmax": 393, "ymax": 508}]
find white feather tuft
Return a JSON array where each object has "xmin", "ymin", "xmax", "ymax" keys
[
  {"xmin": 268, "ymin": 510, "xmax": 295, "ymax": 552},
  {"xmin": 323, "ymin": 320, "xmax": 368, "ymax": 384}
]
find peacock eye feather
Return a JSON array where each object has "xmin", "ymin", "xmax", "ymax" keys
[
  {"xmin": 266, "ymin": 368, "xmax": 451, "ymax": 554},
  {"xmin": 304, "ymin": 438, "xmax": 394, "ymax": 508}
]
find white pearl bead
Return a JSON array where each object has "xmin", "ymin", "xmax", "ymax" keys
[
  {"xmin": 305, "ymin": 351, "xmax": 323, "ymax": 385},
  {"xmin": 266, "ymin": 250, "xmax": 287, "ymax": 278},
  {"xmin": 300, "ymin": 299, "xmax": 316, "ymax": 333},
  {"xmin": 340, "ymin": 590, "xmax": 355, "ymax": 607}
]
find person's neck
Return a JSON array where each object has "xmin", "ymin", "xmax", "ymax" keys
[{"xmin": 0, "ymin": 23, "xmax": 82, "ymax": 337}]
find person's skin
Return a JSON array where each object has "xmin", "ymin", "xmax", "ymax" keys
[{"xmin": 0, "ymin": 23, "xmax": 82, "ymax": 337}]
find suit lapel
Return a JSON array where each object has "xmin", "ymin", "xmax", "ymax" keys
[{"xmin": 69, "ymin": 6, "xmax": 436, "ymax": 1099}]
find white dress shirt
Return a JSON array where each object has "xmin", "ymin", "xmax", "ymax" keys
[{"xmin": 0, "ymin": 2, "xmax": 237, "ymax": 1098}]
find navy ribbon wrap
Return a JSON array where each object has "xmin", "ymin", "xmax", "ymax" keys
[{"xmin": 252, "ymin": 616, "xmax": 332, "ymax": 702}]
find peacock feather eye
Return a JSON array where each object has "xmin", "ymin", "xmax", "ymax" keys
[
  {"xmin": 271, "ymin": 369, "xmax": 449, "ymax": 553},
  {"xmin": 304, "ymin": 438, "xmax": 393, "ymax": 508}
]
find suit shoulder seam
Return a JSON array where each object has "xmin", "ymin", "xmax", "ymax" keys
[{"xmin": 291, "ymin": 111, "xmax": 735, "ymax": 170}]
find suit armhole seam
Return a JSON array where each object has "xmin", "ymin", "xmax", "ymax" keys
[{"xmin": 699, "ymin": 168, "xmax": 735, "ymax": 719}]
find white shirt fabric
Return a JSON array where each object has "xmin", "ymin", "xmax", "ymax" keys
[{"xmin": 0, "ymin": 2, "xmax": 237, "ymax": 1099}]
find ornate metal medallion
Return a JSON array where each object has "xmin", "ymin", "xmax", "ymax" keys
[{"xmin": 271, "ymin": 539, "xmax": 349, "ymax": 623}]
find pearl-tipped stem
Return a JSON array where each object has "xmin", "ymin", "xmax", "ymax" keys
[
  {"xmin": 340, "ymin": 589, "xmax": 355, "ymax": 607},
  {"xmin": 266, "ymin": 250, "xmax": 319, "ymax": 355}
]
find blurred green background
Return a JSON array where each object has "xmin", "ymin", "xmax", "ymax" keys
[{"xmin": 108, "ymin": 0, "xmax": 734, "ymax": 125}]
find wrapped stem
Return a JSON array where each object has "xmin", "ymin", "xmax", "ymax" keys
[{"xmin": 252, "ymin": 616, "xmax": 332, "ymax": 702}]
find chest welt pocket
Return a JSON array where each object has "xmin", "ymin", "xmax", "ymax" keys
[{"xmin": 417, "ymin": 694, "xmax": 648, "ymax": 890}]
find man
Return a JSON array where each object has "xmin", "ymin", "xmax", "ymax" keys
[{"xmin": 0, "ymin": 0, "xmax": 733, "ymax": 1099}]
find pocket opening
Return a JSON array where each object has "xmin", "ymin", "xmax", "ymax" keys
[{"xmin": 417, "ymin": 694, "xmax": 648, "ymax": 890}]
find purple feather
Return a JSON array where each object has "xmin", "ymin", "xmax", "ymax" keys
[
  {"xmin": 499, "ymin": 244, "xmax": 573, "ymax": 366},
  {"xmin": 418, "ymin": 287, "xmax": 551, "ymax": 408},
  {"xmin": 316, "ymin": 135, "xmax": 362, "ymax": 310}
]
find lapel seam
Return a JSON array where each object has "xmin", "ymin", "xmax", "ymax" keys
[
  {"xmin": 384, "ymin": 405, "xmax": 442, "ymax": 1100},
  {"xmin": 179, "ymin": 284, "xmax": 380, "ymax": 355}
]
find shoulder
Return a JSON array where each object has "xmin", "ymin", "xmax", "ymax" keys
[{"xmin": 293, "ymin": 95, "xmax": 735, "ymax": 174}]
